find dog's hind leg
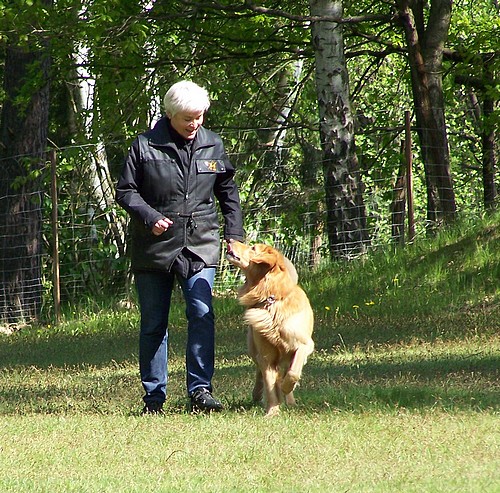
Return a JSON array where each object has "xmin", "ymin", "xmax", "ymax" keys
[
  {"xmin": 262, "ymin": 364, "xmax": 281, "ymax": 416},
  {"xmin": 281, "ymin": 341, "xmax": 314, "ymax": 395},
  {"xmin": 252, "ymin": 368, "xmax": 263, "ymax": 403},
  {"xmin": 248, "ymin": 329, "xmax": 264, "ymax": 403},
  {"xmin": 256, "ymin": 348, "xmax": 281, "ymax": 416},
  {"xmin": 250, "ymin": 329, "xmax": 282, "ymax": 416}
]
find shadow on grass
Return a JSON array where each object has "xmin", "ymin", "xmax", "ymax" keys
[
  {"xmin": 0, "ymin": 296, "xmax": 497, "ymax": 415},
  {"xmin": 311, "ymin": 309, "xmax": 500, "ymax": 351},
  {"xmin": 214, "ymin": 350, "xmax": 499, "ymax": 414},
  {"xmin": 0, "ymin": 349, "xmax": 497, "ymax": 415},
  {"xmin": 0, "ymin": 329, "xmax": 139, "ymax": 369}
]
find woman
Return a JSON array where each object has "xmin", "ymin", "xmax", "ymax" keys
[{"xmin": 116, "ymin": 80, "xmax": 244, "ymax": 414}]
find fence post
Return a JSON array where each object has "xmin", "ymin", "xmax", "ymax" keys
[
  {"xmin": 405, "ymin": 111, "xmax": 415, "ymax": 242},
  {"xmin": 50, "ymin": 149, "xmax": 61, "ymax": 325}
]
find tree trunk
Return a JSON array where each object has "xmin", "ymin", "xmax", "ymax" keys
[
  {"xmin": 0, "ymin": 43, "xmax": 51, "ymax": 325},
  {"xmin": 481, "ymin": 60, "xmax": 497, "ymax": 210},
  {"xmin": 397, "ymin": 0, "xmax": 457, "ymax": 227},
  {"xmin": 67, "ymin": 46, "xmax": 126, "ymax": 257},
  {"xmin": 310, "ymin": 0, "xmax": 369, "ymax": 258},
  {"xmin": 255, "ymin": 61, "xmax": 304, "ymax": 185},
  {"xmin": 245, "ymin": 62, "xmax": 305, "ymax": 215},
  {"xmin": 456, "ymin": 60, "xmax": 497, "ymax": 211},
  {"xmin": 262, "ymin": 61, "xmax": 303, "ymax": 149},
  {"xmin": 301, "ymin": 141, "xmax": 325, "ymax": 267}
]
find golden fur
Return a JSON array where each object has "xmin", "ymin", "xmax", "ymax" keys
[{"xmin": 227, "ymin": 240, "xmax": 314, "ymax": 416}]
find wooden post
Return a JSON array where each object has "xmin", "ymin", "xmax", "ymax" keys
[
  {"xmin": 405, "ymin": 111, "xmax": 415, "ymax": 242},
  {"xmin": 50, "ymin": 149, "xmax": 61, "ymax": 325}
]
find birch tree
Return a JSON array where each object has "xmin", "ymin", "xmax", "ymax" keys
[
  {"xmin": 310, "ymin": 0, "xmax": 369, "ymax": 257},
  {"xmin": 67, "ymin": 42, "xmax": 126, "ymax": 256}
]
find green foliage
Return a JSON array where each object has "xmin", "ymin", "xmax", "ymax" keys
[
  {"xmin": 444, "ymin": 1, "xmax": 500, "ymax": 202},
  {"xmin": 0, "ymin": 0, "xmax": 498, "ymax": 318},
  {"xmin": 40, "ymin": 148, "xmax": 129, "ymax": 314},
  {"xmin": 451, "ymin": 0, "xmax": 500, "ymax": 53}
]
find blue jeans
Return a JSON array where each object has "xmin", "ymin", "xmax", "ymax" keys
[{"xmin": 135, "ymin": 268, "xmax": 216, "ymax": 405}]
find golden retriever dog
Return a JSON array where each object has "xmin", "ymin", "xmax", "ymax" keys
[{"xmin": 227, "ymin": 240, "xmax": 314, "ymax": 416}]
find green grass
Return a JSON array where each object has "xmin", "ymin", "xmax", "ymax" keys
[
  {"xmin": 0, "ymin": 413, "xmax": 496, "ymax": 492},
  {"xmin": 0, "ymin": 214, "xmax": 499, "ymax": 492}
]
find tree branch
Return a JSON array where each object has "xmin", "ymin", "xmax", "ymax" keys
[{"xmin": 180, "ymin": 0, "xmax": 392, "ymax": 25}]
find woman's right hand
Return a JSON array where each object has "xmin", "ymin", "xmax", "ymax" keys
[{"xmin": 152, "ymin": 217, "xmax": 173, "ymax": 235}]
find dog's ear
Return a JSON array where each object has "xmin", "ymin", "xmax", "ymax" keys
[
  {"xmin": 283, "ymin": 255, "xmax": 298, "ymax": 284},
  {"xmin": 251, "ymin": 249, "xmax": 278, "ymax": 270}
]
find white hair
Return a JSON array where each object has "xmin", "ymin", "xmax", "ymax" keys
[{"xmin": 163, "ymin": 80, "xmax": 211, "ymax": 117}]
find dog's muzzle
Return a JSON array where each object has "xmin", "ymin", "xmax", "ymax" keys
[{"xmin": 226, "ymin": 240, "xmax": 240, "ymax": 261}]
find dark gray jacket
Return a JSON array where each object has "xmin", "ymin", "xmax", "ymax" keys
[{"xmin": 116, "ymin": 117, "xmax": 244, "ymax": 272}]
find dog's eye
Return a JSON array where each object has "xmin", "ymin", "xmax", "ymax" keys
[{"xmin": 251, "ymin": 246, "xmax": 256, "ymax": 251}]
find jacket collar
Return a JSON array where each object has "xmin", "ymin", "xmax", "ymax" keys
[{"xmin": 147, "ymin": 116, "xmax": 214, "ymax": 151}]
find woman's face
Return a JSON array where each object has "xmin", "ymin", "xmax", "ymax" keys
[{"xmin": 169, "ymin": 110, "xmax": 204, "ymax": 140}]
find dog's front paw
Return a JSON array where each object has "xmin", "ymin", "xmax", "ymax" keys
[
  {"xmin": 284, "ymin": 392, "xmax": 296, "ymax": 407},
  {"xmin": 281, "ymin": 371, "xmax": 300, "ymax": 395},
  {"xmin": 265, "ymin": 405, "xmax": 280, "ymax": 417}
]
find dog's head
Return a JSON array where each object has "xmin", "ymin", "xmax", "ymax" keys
[{"xmin": 227, "ymin": 240, "xmax": 296, "ymax": 286}]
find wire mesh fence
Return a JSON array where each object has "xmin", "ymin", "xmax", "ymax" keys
[{"xmin": 0, "ymin": 111, "xmax": 492, "ymax": 326}]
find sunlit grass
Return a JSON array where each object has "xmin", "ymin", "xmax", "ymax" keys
[
  {"xmin": 305, "ymin": 214, "xmax": 500, "ymax": 322},
  {"xmin": 0, "ymin": 412, "xmax": 497, "ymax": 493}
]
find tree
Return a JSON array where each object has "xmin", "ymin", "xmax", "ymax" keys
[
  {"xmin": 67, "ymin": 31, "xmax": 126, "ymax": 257},
  {"xmin": 396, "ymin": 0, "xmax": 457, "ymax": 227},
  {"xmin": 448, "ymin": 0, "xmax": 499, "ymax": 211},
  {"xmin": 0, "ymin": 2, "xmax": 52, "ymax": 324},
  {"xmin": 310, "ymin": 0, "xmax": 369, "ymax": 257},
  {"xmin": 455, "ymin": 64, "xmax": 498, "ymax": 210}
]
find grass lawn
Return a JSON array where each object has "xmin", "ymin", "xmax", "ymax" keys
[
  {"xmin": 0, "ymin": 411, "xmax": 497, "ymax": 492},
  {"xmin": 1, "ymin": 217, "xmax": 499, "ymax": 492}
]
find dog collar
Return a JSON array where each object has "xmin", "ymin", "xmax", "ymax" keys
[{"xmin": 265, "ymin": 295, "xmax": 276, "ymax": 308}]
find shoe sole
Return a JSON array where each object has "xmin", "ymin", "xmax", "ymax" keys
[{"xmin": 188, "ymin": 403, "xmax": 224, "ymax": 414}]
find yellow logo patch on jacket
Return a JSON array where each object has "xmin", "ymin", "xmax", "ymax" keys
[{"xmin": 196, "ymin": 159, "xmax": 226, "ymax": 173}]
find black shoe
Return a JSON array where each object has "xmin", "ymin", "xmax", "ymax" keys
[
  {"xmin": 142, "ymin": 401, "xmax": 164, "ymax": 415},
  {"xmin": 189, "ymin": 388, "xmax": 224, "ymax": 413}
]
